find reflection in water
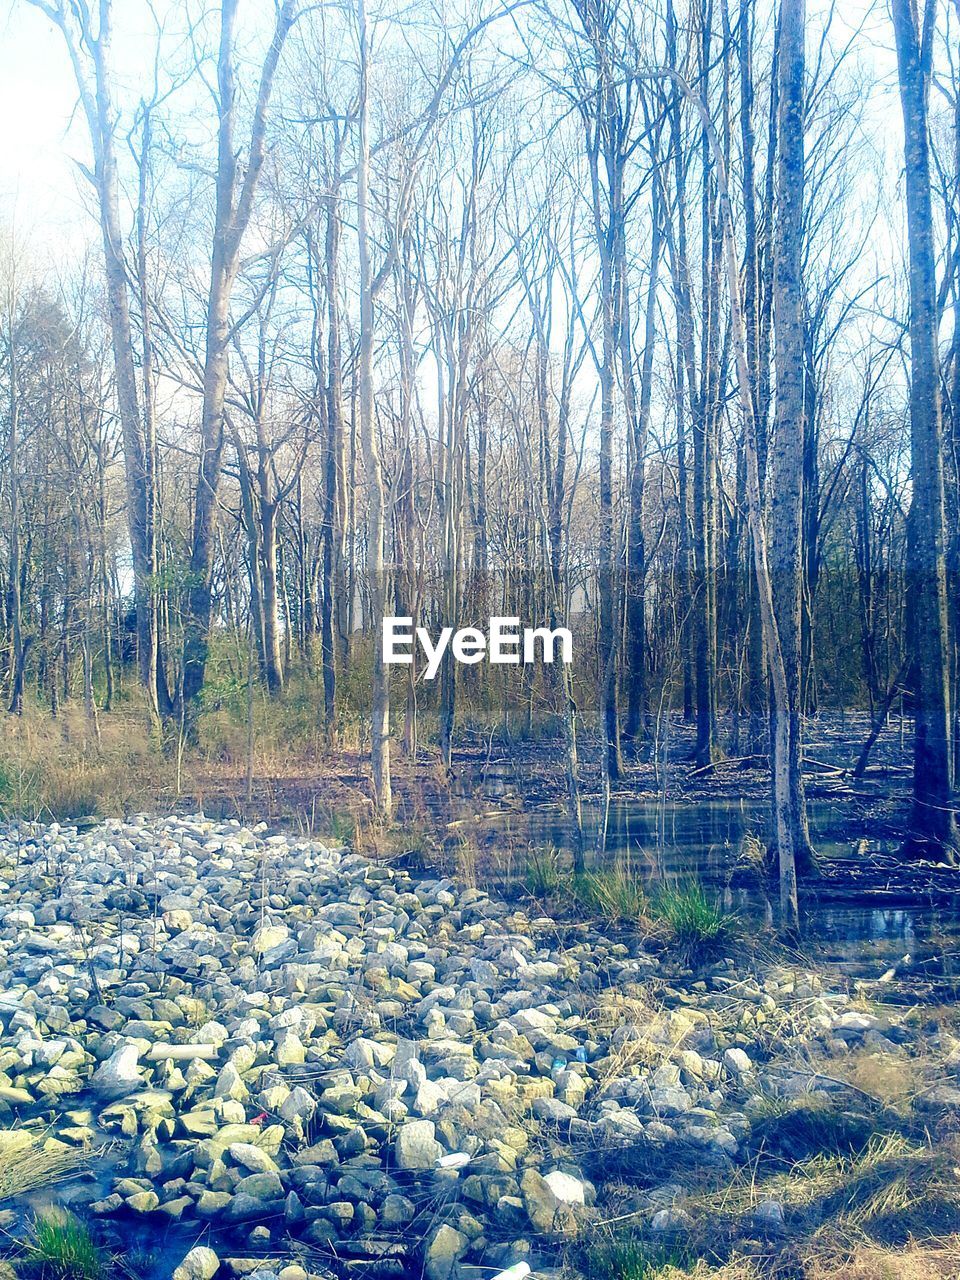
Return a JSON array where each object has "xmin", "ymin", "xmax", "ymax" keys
[{"xmin": 452, "ymin": 764, "xmax": 960, "ymax": 962}]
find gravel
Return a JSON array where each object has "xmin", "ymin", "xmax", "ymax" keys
[{"xmin": 0, "ymin": 814, "xmax": 934, "ymax": 1280}]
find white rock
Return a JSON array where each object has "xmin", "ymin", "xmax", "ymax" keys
[
  {"xmin": 228, "ymin": 1143, "xmax": 278, "ymax": 1173},
  {"xmin": 651, "ymin": 1207, "xmax": 692, "ymax": 1231},
  {"xmin": 253, "ymin": 923, "xmax": 289, "ymax": 953},
  {"xmin": 755, "ymin": 1198, "xmax": 785, "ymax": 1230},
  {"xmin": 543, "ymin": 1170, "xmax": 586, "ymax": 1204},
  {"xmin": 835, "ymin": 1012, "xmax": 879, "ymax": 1033},
  {"xmin": 147, "ymin": 1043, "xmax": 218, "ymax": 1062},
  {"xmin": 173, "ymin": 1247, "xmax": 220, "ymax": 1280},
  {"xmin": 395, "ymin": 1119, "xmax": 443, "ymax": 1170},
  {"xmin": 279, "ymin": 1086, "xmax": 317, "ymax": 1124},
  {"xmin": 90, "ymin": 1044, "xmax": 144, "ymax": 1100},
  {"xmin": 723, "ymin": 1047, "xmax": 754, "ymax": 1077},
  {"xmin": 424, "ymin": 1224, "xmax": 468, "ymax": 1280}
]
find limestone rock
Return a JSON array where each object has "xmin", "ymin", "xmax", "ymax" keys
[
  {"xmin": 90, "ymin": 1045, "xmax": 144, "ymax": 1100},
  {"xmin": 173, "ymin": 1247, "xmax": 220, "ymax": 1280},
  {"xmin": 395, "ymin": 1119, "xmax": 442, "ymax": 1170}
]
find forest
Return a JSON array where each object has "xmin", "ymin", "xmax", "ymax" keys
[
  {"xmin": 4, "ymin": 0, "xmax": 959, "ymax": 917},
  {"xmin": 1, "ymin": 1, "xmax": 960, "ymax": 1277}
]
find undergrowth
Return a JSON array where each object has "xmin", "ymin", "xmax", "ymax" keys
[
  {"xmin": 570, "ymin": 865, "xmax": 648, "ymax": 922},
  {"xmin": 585, "ymin": 1238, "xmax": 704, "ymax": 1280},
  {"xmin": 0, "ymin": 701, "xmax": 168, "ymax": 821},
  {"xmin": 526, "ymin": 846, "xmax": 566, "ymax": 896}
]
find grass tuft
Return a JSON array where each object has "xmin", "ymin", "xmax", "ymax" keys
[
  {"xmin": 585, "ymin": 1238, "xmax": 699, "ymax": 1280},
  {"xmin": 804, "ymin": 1238, "xmax": 960, "ymax": 1279},
  {"xmin": 0, "ymin": 1132, "xmax": 89, "ymax": 1202},
  {"xmin": 571, "ymin": 864, "xmax": 647, "ymax": 923},
  {"xmin": 24, "ymin": 1211, "xmax": 105, "ymax": 1280},
  {"xmin": 650, "ymin": 880, "xmax": 738, "ymax": 961},
  {"xmin": 525, "ymin": 846, "xmax": 566, "ymax": 897}
]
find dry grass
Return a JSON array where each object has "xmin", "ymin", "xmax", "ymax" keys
[
  {"xmin": 806, "ymin": 1049, "xmax": 927, "ymax": 1113},
  {"xmin": 804, "ymin": 1239, "xmax": 960, "ymax": 1280},
  {"xmin": 686, "ymin": 1128, "xmax": 960, "ymax": 1257},
  {"xmin": 586, "ymin": 1060, "xmax": 960, "ymax": 1280},
  {"xmin": 582, "ymin": 989, "xmax": 722, "ymax": 1103},
  {"xmin": 0, "ymin": 702, "xmax": 169, "ymax": 821},
  {"xmin": 591, "ymin": 991, "xmax": 663, "ymax": 1079},
  {"xmin": 0, "ymin": 1131, "xmax": 91, "ymax": 1201},
  {"xmin": 578, "ymin": 1240, "xmax": 960, "ymax": 1280},
  {"xmin": 747, "ymin": 1096, "xmax": 886, "ymax": 1164},
  {"xmin": 658, "ymin": 1267, "xmax": 757, "ymax": 1280},
  {"xmin": 656, "ymin": 1245, "xmax": 960, "ymax": 1280}
]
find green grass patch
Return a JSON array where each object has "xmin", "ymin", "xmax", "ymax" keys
[
  {"xmin": 571, "ymin": 865, "xmax": 647, "ymax": 923},
  {"xmin": 525, "ymin": 846, "xmax": 566, "ymax": 897},
  {"xmin": 24, "ymin": 1211, "xmax": 105, "ymax": 1280},
  {"xmin": 650, "ymin": 881, "xmax": 738, "ymax": 960},
  {"xmin": 585, "ymin": 1237, "xmax": 700, "ymax": 1280}
]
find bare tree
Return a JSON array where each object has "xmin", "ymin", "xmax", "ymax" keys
[
  {"xmin": 770, "ymin": 0, "xmax": 817, "ymax": 872},
  {"xmin": 26, "ymin": 0, "xmax": 163, "ymax": 725},
  {"xmin": 891, "ymin": 0, "xmax": 959, "ymax": 860},
  {"xmin": 179, "ymin": 0, "xmax": 299, "ymax": 727}
]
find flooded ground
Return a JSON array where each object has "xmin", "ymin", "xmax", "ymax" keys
[
  {"xmin": 195, "ymin": 711, "xmax": 960, "ymax": 986},
  {"xmin": 442, "ymin": 756, "xmax": 960, "ymax": 980}
]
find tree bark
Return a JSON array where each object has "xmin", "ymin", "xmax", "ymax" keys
[
  {"xmin": 357, "ymin": 0, "xmax": 392, "ymax": 816},
  {"xmin": 771, "ymin": 0, "xmax": 817, "ymax": 872},
  {"xmin": 5, "ymin": 285, "xmax": 25, "ymax": 714},
  {"xmin": 179, "ymin": 0, "xmax": 296, "ymax": 725},
  {"xmin": 29, "ymin": 0, "xmax": 160, "ymax": 725},
  {"xmin": 624, "ymin": 179, "xmax": 662, "ymax": 754},
  {"xmin": 891, "ymin": 0, "xmax": 959, "ymax": 859}
]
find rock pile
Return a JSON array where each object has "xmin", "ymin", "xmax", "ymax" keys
[{"xmin": 0, "ymin": 816, "xmax": 928, "ymax": 1279}]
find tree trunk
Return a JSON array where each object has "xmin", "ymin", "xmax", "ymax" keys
[
  {"xmin": 179, "ymin": 0, "xmax": 295, "ymax": 725},
  {"xmin": 891, "ymin": 0, "xmax": 958, "ymax": 860},
  {"xmin": 771, "ymin": 0, "xmax": 817, "ymax": 872},
  {"xmin": 29, "ymin": 0, "xmax": 160, "ymax": 724},
  {"xmin": 6, "ymin": 299, "xmax": 25, "ymax": 714},
  {"xmin": 624, "ymin": 180, "xmax": 662, "ymax": 754},
  {"xmin": 323, "ymin": 180, "xmax": 348, "ymax": 725},
  {"xmin": 357, "ymin": 0, "xmax": 392, "ymax": 817}
]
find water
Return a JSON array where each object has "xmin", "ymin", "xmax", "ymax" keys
[{"xmin": 446, "ymin": 763, "xmax": 960, "ymax": 971}]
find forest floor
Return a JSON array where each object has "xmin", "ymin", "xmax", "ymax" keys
[
  {"xmin": 3, "ymin": 706, "xmax": 960, "ymax": 1280},
  {"xmin": 0, "ymin": 811, "xmax": 959, "ymax": 1280}
]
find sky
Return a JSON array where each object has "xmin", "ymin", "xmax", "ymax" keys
[
  {"xmin": 0, "ymin": 0, "xmax": 931, "ymax": 403},
  {"xmin": 0, "ymin": 0, "xmax": 905, "ymax": 252},
  {"xmin": 0, "ymin": 0, "xmax": 938, "ymax": 498},
  {"xmin": 0, "ymin": 0, "xmax": 230, "ymax": 264},
  {"xmin": 0, "ymin": 4, "xmax": 86, "ymax": 253}
]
